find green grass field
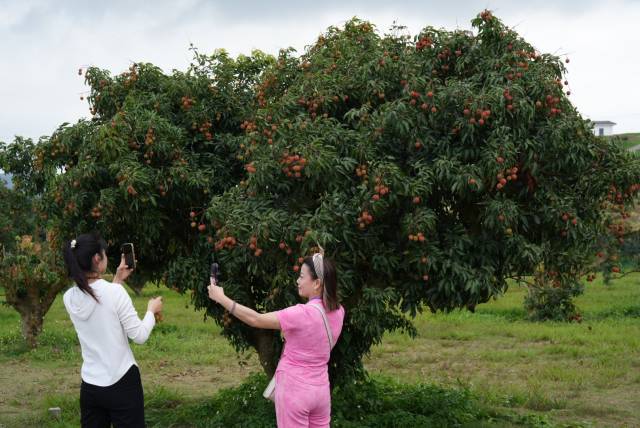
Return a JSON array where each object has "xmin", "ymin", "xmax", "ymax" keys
[{"xmin": 1, "ymin": 275, "xmax": 639, "ymax": 427}]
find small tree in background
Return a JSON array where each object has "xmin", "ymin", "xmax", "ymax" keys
[
  {"xmin": 1, "ymin": 140, "xmax": 65, "ymax": 348},
  {"xmin": 0, "ymin": 234, "xmax": 67, "ymax": 348}
]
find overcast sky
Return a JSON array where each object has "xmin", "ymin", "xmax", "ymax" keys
[{"xmin": 1, "ymin": 0, "xmax": 638, "ymax": 146}]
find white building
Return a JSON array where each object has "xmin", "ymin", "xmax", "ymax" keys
[{"xmin": 592, "ymin": 120, "xmax": 616, "ymax": 137}]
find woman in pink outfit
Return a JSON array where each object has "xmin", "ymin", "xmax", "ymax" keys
[{"xmin": 207, "ymin": 252, "xmax": 345, "ymax": 428}]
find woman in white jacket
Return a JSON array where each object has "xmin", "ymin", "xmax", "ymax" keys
[{"xmin": 62, "ymin": 232, "xmax": 163, "ymax": 428}]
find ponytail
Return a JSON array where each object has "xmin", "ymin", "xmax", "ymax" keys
[
  {"xmin": 320, "ymin": 258, "xmax": 339, "ymax": 311},
  {"xmin": 62, "ymin": 232, "xmax": 107, "ymax": 302}
]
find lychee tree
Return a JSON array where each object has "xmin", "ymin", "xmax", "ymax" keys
[
  {"xmin": 0, "ymin": 138, "xmax": 69, "ymax": 347},
  {"xmin": 25, "ymin": 49, "xmax": 274, "ymax": 293},
  {"xmin": 185, "ymin": 13, "xmax": 640, "ymax": 382},
  {"xmin": 592, "ymin": 177, "xmax": 640, "ymax": 288},
  {"xmin": 0, "ymin": 233, "xmax": 67, "ymax": 348}
]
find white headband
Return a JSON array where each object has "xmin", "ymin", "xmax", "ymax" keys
[{"xmin": 312, "ymin": 253, "xmax": 324, "ymax": 282}]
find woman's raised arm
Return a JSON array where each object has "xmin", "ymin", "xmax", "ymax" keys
[{"xmin": 208, "ymin": 281, "xmax": 281, "ymax": 330}]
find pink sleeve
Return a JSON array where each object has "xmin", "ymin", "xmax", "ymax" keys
[{"xmin": 275, "ymin": 304, "xmax": 305, "ymax": 335}]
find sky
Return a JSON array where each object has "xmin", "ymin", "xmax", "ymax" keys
[{"xmin": 1, "ymin": 0, "xmax": 639, "ymax": 146}]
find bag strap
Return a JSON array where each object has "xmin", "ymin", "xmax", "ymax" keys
[{"xmin": 309, "ymin": 303, "xmax": 334, "ymax": 350}]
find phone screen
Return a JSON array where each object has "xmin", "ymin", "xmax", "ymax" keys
[
  {"xmin": 210, "ymin": 262, "xmax": 219, "ymax": 282},
  {"xmin": 121, "ymin": 243, "xmax": 136, "ymax": 269}
]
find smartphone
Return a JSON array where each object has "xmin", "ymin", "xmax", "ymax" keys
[
  {"xmin": 210, "ymin": 262, "xmax": 219, "ymax": 283},
  {"xmin": 121, "ymin": 243, "xmax": 136, "ymax": 269}
]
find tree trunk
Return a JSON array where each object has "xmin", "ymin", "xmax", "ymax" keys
[
  {"xmin": 124, "ymin": 276, "xmax": 145, "ymax": 296},
  {"xmin": 6, "ymin": 279, "xmax": 63, "ymax": 349},
  {"xmin": 128, "ymin": 283, "xmax": 144, "ymax": 296},
  {"xmin": 253, "ymin": 329, "xmax": 279, "ymax": 377},
  {"xmin": 20, "ymin": 306, "xmax": 44, "ymax": 349}
]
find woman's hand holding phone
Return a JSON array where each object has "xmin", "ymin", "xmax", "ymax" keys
[
  {"xmin": 207, "ymin": 277, "xmax": 225, "ymax": 303},
  {"xmin": 207, "ymin": 262, "xmax": 225, "ymax": 303},
  {"xmin": 113, "ymin": 254, "xmax": 134, "ymax": 284}
]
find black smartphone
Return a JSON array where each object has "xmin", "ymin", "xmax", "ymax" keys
[
  {"xmin": 210, "ymin": 262, "xmax": 219, "ymax": 283},
  {"xmin": 121, "ymin": 243, "xmax": 136, "ymax": 269}
]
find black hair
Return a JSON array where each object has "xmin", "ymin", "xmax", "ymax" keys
[
  {"xmin": 303, "ymin": 256, "xmax": 339, "ymax": 311},
  {"xmin": 62, "ymin": 232, "xmax": 108, "ymax": 302}
]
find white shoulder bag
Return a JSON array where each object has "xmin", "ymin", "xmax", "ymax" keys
[{"xmin": 263, "ymin": 304, "xmax": 334, "ymax": 401}]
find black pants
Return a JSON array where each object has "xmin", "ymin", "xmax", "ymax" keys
[{"xmin": 80, "ymin": 365, "xmax": 145, "ymax": 428}]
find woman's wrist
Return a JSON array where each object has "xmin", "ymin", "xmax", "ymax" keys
[
  {"xmin": 219, "ymin": 295, "xmax": 235, "ymax": 314},
  {"xmin": 113, "ymin": 270, "xmax": 125, "ymax": 284}
]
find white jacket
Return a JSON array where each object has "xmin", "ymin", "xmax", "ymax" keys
[{"xmin": 63, "ymin": 279, "xmax": 155, "ymax": 386}]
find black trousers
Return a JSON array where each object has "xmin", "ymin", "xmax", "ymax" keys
[{"xmin": 80, "ymin": 365, "xmax": 145, "ymax": 428}]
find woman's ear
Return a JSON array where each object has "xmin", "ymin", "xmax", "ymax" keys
[{"xmin": 92, "ymin": 253, "xmax": 102, "ymax": 269}]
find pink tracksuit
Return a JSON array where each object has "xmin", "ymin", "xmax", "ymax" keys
[{"xmin": 274, "ymin": 300, "xmax": 345, "ymax": 427}]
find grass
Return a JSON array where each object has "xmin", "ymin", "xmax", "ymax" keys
[
  {"xmin": 1, "ymin": 275, "xmax": 639, "ymax": 427},
  {"xmin": 365, "ymin": 277, "xmax": 640, "ymax": 427}
]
